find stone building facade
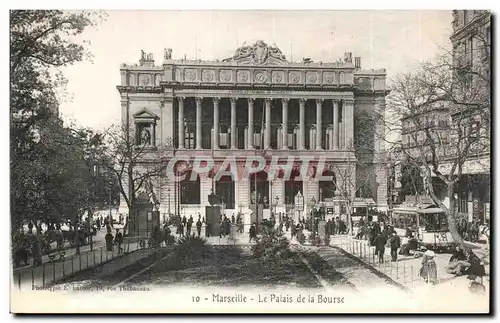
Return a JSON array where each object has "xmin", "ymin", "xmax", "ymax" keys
[{"xmin": 117, "ymin": 41, "xmax": 388, "ymax": 223}]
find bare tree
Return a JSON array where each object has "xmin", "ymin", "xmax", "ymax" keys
[
  {"xmin": 381, "ymin": 20, "xmax": 490, "ymax": 250},
  {"xmin": 329, "ymin": 109, "xmax": 379, "ymax": 233},
  {"xmin": 96, "ymin": 122, "xmax": 171, "ymax": 233}
]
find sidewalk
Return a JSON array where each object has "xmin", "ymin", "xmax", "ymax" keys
[
  {"xmin": 328, "ymin": 235, "xmax": 490, "ymax": 293},
  {"xmin": 12, "ymin": 240, "xmax": 142, "ymax": 291},
  {"xmin": 17, "ymin": 226, "xmax": 125, "ymax": 270}
]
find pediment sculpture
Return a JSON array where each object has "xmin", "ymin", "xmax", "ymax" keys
[{"xmin": 223, "ymin": 40, "xmax": 288, "ymax": 65}]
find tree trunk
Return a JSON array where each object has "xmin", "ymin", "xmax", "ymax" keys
[
  {"xmin": 74, "ymin": 216, "xmax": 80, "ymax": 254},
  {"xmin": 446, "ymin": 184, "xmax": 470, "ymax": 252},
  {"xmin": 427, "ymin": 179, "xmax": 470, "ymax": 253}
]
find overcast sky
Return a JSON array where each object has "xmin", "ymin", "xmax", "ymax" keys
[{"xmin": 58, "ymin": 10, "xmax": 453, "ymax": 130}]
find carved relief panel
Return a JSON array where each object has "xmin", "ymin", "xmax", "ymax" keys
[
  {"xmin": 306, "ymin": 71, "xmax": 319, "ymax": 84},
  {"xmin": 323, "ymin": 72, "xmax": 335, "ymax": 84},
  {"xmin": 254, "ymin": 70, "xmax": 269, "ymax": 83},
  {"xmin": 219, "ymin": 69, "xmax": 233, "ymax": 83},
  {"xmin": 271, "ymin": 70, "xmax": 285, "ymax": 84},
  {"xmin": 139, "ymin": 73, "xmax": 151, "ymax": 86},
  {"xmin": 355, "ymin": 77, "xmax": 373, "ymax": 90},
  {"xmin": 184, "ymin": 69, "xmax": 198, "ymax": 82},
  {"xmin": 202, "ymin": 69, "xmax": 216, "ymax": 82},
  {"xmin": 288, "ymin": 70, "xmax": 302, "ymax": 84},
  {"xmin": 237, "ymin": 70, "xmax": 251, "ymax": 83}
]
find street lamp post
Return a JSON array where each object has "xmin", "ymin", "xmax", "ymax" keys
[
  {"xmin": 167, "ymin": 188, "xmax": 171, "ymax": 216},
  {"xmin": 275, "ymin": 196, "xmax": 279, "ymax": 222},
  {"xmin": 269, "ymin": 181, "xmax": 273, "ymax": 214},
  {"xmin": 309, "ymin": 197, "xmax": 316, "ymax": 233}
]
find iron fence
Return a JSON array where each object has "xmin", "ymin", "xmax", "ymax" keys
[
  {"xmin": 328, "ymin": 235, "xmax": 443, "ymax": 288},
  {"xmin": 12, "ymin": 237, "xmax": 146, "ymax": 291}
]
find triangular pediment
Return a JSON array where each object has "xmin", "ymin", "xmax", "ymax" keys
[{"xmin": 133, "ymin": 108, "xmax": 159, "ymax": 120}]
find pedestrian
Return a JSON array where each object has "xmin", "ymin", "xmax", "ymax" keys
[
  {"xmin": 114, "ymin": 229, "xmax": 123, "ymax": 253},
  {"xmin": 389, "ymin": 231, "xmax": 401, "ymax": 262},
  {"xmin": 374, "ymin": 232, "xmax": 387, "ymax": 263},
  {"xmin": 225, "ymin": 217, "xmax": 231, "ymax": 236},
  {"xmin": 249, "ymin": 223, "xmax": 257, "ymax": 243},
  {"xmin": 196, "ymin": 218, "xmax": 202, "ymax": 237},
  {"xmin": 290, "ymin": 220, "xmax": 296, "ymax": 239},
  {"xmin": 187, "ymin": 215, "xmax": 193, "ymax": 236},
  {"xmin": 446, "ymin": 246, "xmax": 469, "ymax": 276},
  {"xmin": 231, "ymin": 214, "xmax": 235, "ymax": 225},
  {"xmin": 285, "ymin": 219, "xmax": 290, "ymax": 232},
  {"xmin": 105, "ymin": 229, "xmax": 114, "ymax": 252},
  {"xmin": 420, "ymin": 250, "xmax": 438, "ymax": 284},
  {"xmin": 31, "ymin": 235, "xmax": 43, "ymax": 267},
  {"xmin": 182, "ymin": 216, "xmax": 187, "ymax": 235}
]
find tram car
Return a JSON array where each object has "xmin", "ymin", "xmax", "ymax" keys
[{"xmin": 393, "ymin": 204, "xmax": 455, "ymax": 252}]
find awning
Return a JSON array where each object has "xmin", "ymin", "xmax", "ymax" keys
[
  {"xmin": 353, "ymin": 198, "xmax": 376, "ymax": 208},
  {"xmin": 428, "ymin": 156, "xmax": 490, "ymax": 177},
  {"xmin": 418, "ymin": 207, "xmax": 446, "ymax": 214}
]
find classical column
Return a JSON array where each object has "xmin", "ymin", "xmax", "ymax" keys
[
  {"xmin": 247, "ymin": 98, "xmax": 254, "ymax": 149},
  {"xmin": 230, "ymin": 97, "xmax": 237, "ymax": 149},
  {"xmin": 299, "ymin": 98, "xmax": 306, "ymax": 150},
  {"xmin": 213, "ymin": 97, "xmax": 220, "ymax": 149},
  {"xmin": 333, "ymin": 99, "xmax": 339, "ymax": 150},
  {"xmin": 264, "ymin": 98, "xmax": 272, "ymax": 149},
  {"xmin": 341, "ymin": 101, "xmax": 346, "ymax": 149},
  {"xmin": 344, "ymin": 99, "xmax": 354, "ymax": 150},
  {"xmin": 195, "ymin": 97, "xmax": 202, "ymax": 150},
  {"xmin": 178, "ymin": 97, "xmax": 185, "ymax": 149},
  {"xmin": 316, "ymin": 99, "xmax": 323, "ymax": 150},
  {"xmin": 282, "ymin": 98, "xmax": 289, "ymax": 150}
]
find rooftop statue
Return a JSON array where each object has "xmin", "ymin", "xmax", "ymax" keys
[{"xmin": 223, "ymin": 40, "xmax": 287, "ymax": 65}]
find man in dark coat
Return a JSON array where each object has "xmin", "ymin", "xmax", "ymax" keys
[
  {"xmin": 389, "ymin": 231, "xmax": 401, "ymax": 261},
  {"xmin": 114, "ymin": 229, "xmax": 123, "ymax": 253},
  {"xmin": 187, "ymin": 215, "xmax": 194, "ymax": 236},
  {"xmin": 196, "ymin": 218, "xmax": 202, "ymax": 237},
  {"xmin": 249, "ymin": 223, "xmax": 257, "ymax": 243},
  {"xmin": 105, "ymin": 229, "xmax": 114, "ymax": 251},
  {"xmin": 374, "ymin": 232, "xmax": 387, "ymax": 263},
  {"xmin": 182, "ymin": 216, "xmax": 187, "ymax": 235}
]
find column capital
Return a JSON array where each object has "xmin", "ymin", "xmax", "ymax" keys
[
  {"xmin": 230, "ymin": 97, "xmax": 238, "ymax": 105},
  {"xmin": 195, "ymin": 97, "xmax": 203, "ymax": 104},
  {"xmin": 177, "ymin": 96, "xmax": 186, "ymax": 102},
  {"xmin": 282, "ymin": 98, "xmax": 290, "ymax": 104},
  {"xmin": 264, "ymin": 98, "xmax": 272, "ymax": 104},
  {"xmin": 342, "ymin": 98, "xmax": 355, "ymax": 105},
  {"xmin": 299, "ymin": 98, "xmax": 307, "ymax": 105},
  {"xmin": 213, "ymin": 97, "xmax": 220, "ymax": 106},
  {"xmin": 247, "ymin": 97, "xmax": 255, "ymax": 104},
  {"xmin": 316, "ymin": 99, "xmax": 324, "ymax": 105}
]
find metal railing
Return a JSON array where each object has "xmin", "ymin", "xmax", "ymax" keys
[
  {"xmin": 328, "ymin": 235, "xmax": 446, "ymax": 288},
  {"xmin": 12, "ymin": 237, "xmax": 146, "ymax": 291}
]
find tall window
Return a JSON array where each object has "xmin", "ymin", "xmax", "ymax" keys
[
  {"xmin": 318, "ymin": 169, "xmax": 335, "ymax": 201},
  {"xmin": 216, "ymin": 175, "xmax": 235, "ymax": 209},
  {"xmin": 180, "ymin": 171, "xmax": 200, "ymax": 204},
  {"xmin": 250, "ymin": 171, "xmax": 269, "ymax": 207}
]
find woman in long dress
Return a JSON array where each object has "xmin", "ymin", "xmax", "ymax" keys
[{"xmin": 420, "ymin": 250, "xmax": 438, "ymax": 284}]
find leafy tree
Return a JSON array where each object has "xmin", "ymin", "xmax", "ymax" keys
[
  {"xmin": 382, "ymin": 18, "xmax": 490, "ymax": 250},
  {"xmin": 10, "ymin": 10, "xmax": 104, "ymax": 240}
]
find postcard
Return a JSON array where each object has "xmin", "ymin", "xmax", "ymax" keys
[{"xmin": 10, "ymin": 9, "xmax": 491, "ymax": 314}]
